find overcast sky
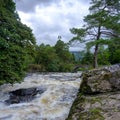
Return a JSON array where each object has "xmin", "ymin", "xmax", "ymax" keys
[{"xmin": 15, "ymin": 0, "xmax": 90, "ymax": 51}]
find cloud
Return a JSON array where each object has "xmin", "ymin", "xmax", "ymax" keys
[
  {"xmin": 16, "ymin": 0, "xmax": 57, "ymax": 12},
  {"xmin": 16, "ymin": 0, "xmax": 90, "ymax": 48}
]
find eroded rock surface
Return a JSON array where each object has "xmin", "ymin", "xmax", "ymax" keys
[
  {"xmin": 80, "ymin": 64, "xmax": 120, "ymax": 94},
  {"xmin": 67, "ymin": 91, "xmax": 120, "ymax": 120},
  {"xmin": 67, "ymin": 64, "xmax": 120, "ymax": 120}
]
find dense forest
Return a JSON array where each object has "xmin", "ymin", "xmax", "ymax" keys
[
  {"xmin": 0, "ymin": 0, "xmax": 36, "ymax": 84},
  {"xmin": 0, "ymin": 0, "xmax": 120, "ymax": 85}
]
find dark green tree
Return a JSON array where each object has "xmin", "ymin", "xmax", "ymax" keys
[
  {"xmin": 54, "ymin": 37, "xmax": 74, "ymax": 71},
  {"xmin": 97, "ymin": 46, "xmax": 110, "ymax": 65},
  {"xmin": 34, "ymin": 37, "xmax": 74, "ymax": 72},
  {"xmin": 108, "ymin": 39, "xmax": 120, "ymax": 64},
  {"xmin": 0, "ymin": 0, "xmax": 36, "ymax": 85},
  {"xmin": 81, "ymin": 51, "xmax": 93, "ymax": 65},
  {"xmin": 70, "ymin": 0, "xmax": 120, "ymax": 68},
  {"xmin": 35, "ymin": 44, "xmax": 60, "ymax": 72}
]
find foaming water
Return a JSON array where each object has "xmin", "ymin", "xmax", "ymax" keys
[{"xmin": 0, "ymin": 72, "xmax": 82, "ymax": 120}]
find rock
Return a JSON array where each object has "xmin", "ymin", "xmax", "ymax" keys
[
  {"xmin": 80, "ymin": 64, "xmax": 120, "ymax": 94},
  {"xmin": 67, "ymin": 64, "xmax": 120, "ymax": 120},
  {"xmin": 5, "ymin": 87, "xmax": 46, "ymax": 104},
  {"xmin": 9, "ymin": 87, "xmax": 38, "ymax": 96},
  {"xmin": 67, "ymin": 91, "xmax": 120, "ymax": 120}
]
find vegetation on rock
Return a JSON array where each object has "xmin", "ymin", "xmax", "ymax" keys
[{"xmin": 67, "ymin": 64, "xmax": 120, "ymax": 120}]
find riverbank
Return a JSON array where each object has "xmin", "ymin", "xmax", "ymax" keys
[{"xmin": 67, "ymin": 64, "xmax": 120, "ymax": 120}]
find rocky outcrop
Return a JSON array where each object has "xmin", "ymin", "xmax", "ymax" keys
[
  {"xmin": 67, "ymin": 64, "xmax": 120, "ymax": 120},
  {"xmin": 5, "ymin": 87, "xmax": 46, "ymax": 104},
  {"xmin": 80, "ymin": 64, "xmax": 120, "ymax": 94}
]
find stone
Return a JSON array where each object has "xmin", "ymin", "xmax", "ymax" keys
[
  {"xmin": 5, "ymin": 87, "xmax": 46, "ymax": 104},
  {"xmin": 80, "ymin": 64, "xmax": 120, "ymax": 94},
  {"xmin": 67, "ymin": 64, "xmax": 120, "ymax": 120}
]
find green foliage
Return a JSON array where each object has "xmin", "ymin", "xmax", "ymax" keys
[
  {"xmin": 54, "ymin": 39, "xmax": 74, "ymax": 72},
  {"xmin": 70, "ymin": 0, "xmax": 120, "ymax": 68},
  {"xmin": 35, "ymin": 44, "xmax": 60, "ymax": 72},
  {"xmin": 98, "ymin": 46, "xmax": 110, "ymax": 65},
  {"xmin": 108, "ymin": 39, "xmax": 120, "ymax": 64},
  {"xmin": 33, "ymin": 40, "xmax": 74, "ymax": 72},
  {"xmin": 0, "ymin": 0, "xmax": 36, "ymax": 85},
  {"xmin": 81, "ymin": 51, "xmax": 93, "ymax": 65}
]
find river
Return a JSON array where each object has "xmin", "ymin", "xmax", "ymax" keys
[{"xmin": 0, "ymin": 72, "xmax": 82, "ymax": 120}]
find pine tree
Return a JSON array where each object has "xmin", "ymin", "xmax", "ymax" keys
[{"xmin": 70, "ymin": 0, "xmax": 120, "ymax": 68}]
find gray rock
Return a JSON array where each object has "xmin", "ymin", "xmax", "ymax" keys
[
  {"xmin": 67, "ymin": 64, "xmax": 120, "ymax": 120},
  {"xmin": 80, "ymin": 64, "xmax": 120, "ymax": 94},
  {"xmin": 5, "ymin": 87, "xmax": 46, "ymax": 104}
]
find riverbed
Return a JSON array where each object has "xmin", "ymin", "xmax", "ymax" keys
[{"xmin": 0, "ymin": 72, "xmax": 81, "ymax": 120}]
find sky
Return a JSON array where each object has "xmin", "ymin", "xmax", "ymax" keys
[{"xmin": 15, "ymin": 0, "xmax": 90, "ymax": 51}]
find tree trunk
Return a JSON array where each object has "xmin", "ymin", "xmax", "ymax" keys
[
  {"xmin": 93, "ymin": 44, "xmax": 98, "ymax": 68},
  {"xmin": 93, "ymin": 25, "xmax": 101, "ymax": 68}
]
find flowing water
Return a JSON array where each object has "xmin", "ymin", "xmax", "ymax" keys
[{"xmin": 0, "ymin": 72, "xmax": 82, "ymax": 120}]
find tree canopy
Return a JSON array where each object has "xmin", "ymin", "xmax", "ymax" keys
[
  {"xmin": 32, "ymin": 39, "xmax": 74, "ymax": 72},
  {"xmin": 70, "ymin": 0, "xmax": 120, "ymax": 68},
  {"xmin": 0, "ymin": 0, "xmax": 36, "ymax": 85}
]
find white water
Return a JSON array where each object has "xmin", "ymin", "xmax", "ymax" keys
[{"xmin": 0, "ymin": 72, "xmax": 82, "ymax": 120}]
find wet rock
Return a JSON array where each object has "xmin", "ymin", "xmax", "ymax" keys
[
  {"xmin": 80, "ymin": 64, "xmax": 120, "ymax": 94},
  {"xmin": 5, "ymin": 87, "xmax": 45, "ymax": 104}
]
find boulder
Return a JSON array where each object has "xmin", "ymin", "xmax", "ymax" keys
[
  {"xmin": 80, "ymin": 64, "xmax": 120, "ymax": 94},
  {"xmin": 5, "ymin": 87, "xmax": 46, "ymax": 104},
  {"xmin": 67, "ymin": 64, "xmax": 120, "ymax": 120}
]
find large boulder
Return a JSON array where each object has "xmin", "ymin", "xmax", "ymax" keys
[
  {"xmin": 5, "ymin": 87, "xmax": 46, "ymax": 104},
  {"xmin": 67, "ymin": 64, "xmax": 120, "ymax": 120},
  {"xmin": 80, "ymin": 64, "xmax": 120, "ymax": 94}
]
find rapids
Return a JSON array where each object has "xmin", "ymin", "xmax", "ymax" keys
[{"xmin": 0, "ymin": 72, "xmax": 82, "ymax": 120}]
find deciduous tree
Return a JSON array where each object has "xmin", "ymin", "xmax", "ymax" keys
[{"xmin": 0, "ymin": 0, "xmax": 36, "ymax": 85}]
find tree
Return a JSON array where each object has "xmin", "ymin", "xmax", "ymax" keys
[
  {"xmin": 54, "ymin": 37, "xmax": 73, "ymax": 63},
  {"xmin": 108, "ymin": 39, "xmax": 120, "ymax": 64},
  {"xmin": 81, "ymin": 51, "xmax": 93, "ymax": 65},
  {"xmin": 54, "ymin": 37, "xmax": 74, "ymax": 71},
  {"xmin": 33, "ymin": 37, "xmax": 75, "ymax": 72},
  {"xmin": 97, "ymin": 46, "xmax": 110, "ymax": 65},
  {"xmin": 0, "ymin": 0, "xmax": 36, "ymax": 85},
  {"xmin": 70, "ymin": 0, "xmax": 120, "ymax": 68},
  {"xmin": 35, "ymin": 44, "xmax": 60, "ymax": 72}
]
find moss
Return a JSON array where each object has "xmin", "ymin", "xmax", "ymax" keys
[
  {"xmin": 66, "ymin": 92, "xmax": 105, "ymax": 120},
  {"xmin": 90, "ymin": 97, "xmax": 102, "ymax": 105},
  {"xmin": 80, "ymin": 73, "xmax": 92, "ymax": 94},
  {"xmin": 78, "ymin": 112, "xmax": 89, "ymax": 120},
  {"xmin": 66, "ymin": 93, "xmax": 85, "ymax": 120},
  {"xmin": 88, "ymin": 108, "xmax": 104, "ymax": 120}
]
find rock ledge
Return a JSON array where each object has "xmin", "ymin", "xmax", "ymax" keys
[{"xmin": 67, "ymin": 64, "xmax": 120, "ymax": 120}]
